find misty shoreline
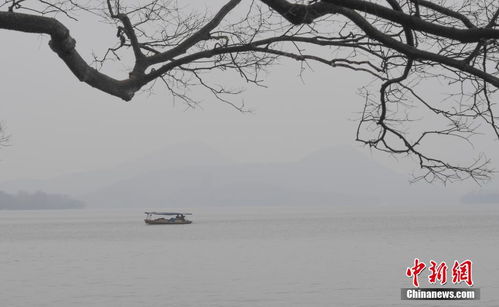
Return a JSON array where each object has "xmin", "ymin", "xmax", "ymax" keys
[{"xmin": 0, "ymin": 190, "xmax": 84, "ymax": 210}]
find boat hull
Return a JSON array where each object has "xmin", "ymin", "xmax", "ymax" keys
[{"xmin": 144, "ymin": 219, "xmax": 192, "ymax": 225}]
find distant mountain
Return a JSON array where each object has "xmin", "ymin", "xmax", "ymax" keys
[
  {"xmin": 461, "ymin": 191, "xmax": 499, "ymax": 204},
  {"xmin": 81, "ymin": 146, "xmax": 457, "ymax": 208},
  {"xmin": 0, "ymin": 142, "xmax": 232, "ymax": 196},
  {"xmin": 1, "ymin": 144, "xmax": 460, "ymax": 208},
  {"xmin": 0, "ymin": 190, "xmax": 84, "ymax": 210}
]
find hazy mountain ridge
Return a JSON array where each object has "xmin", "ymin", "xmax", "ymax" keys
[
  {"xmin": 1, "ymin": 144, "xmax": 467, "ymax": 208},
  {"xmin": 461, "ymin": 191, "xmax": 499, "ymax": 204},
  {"xmin": 0, "ymin": 143, "xmax": 232, "ymax": 196},
  {"xmin": 0, "ymin": 190, "xmax": 84, "ymax": 210},
  {"xmin": 79, "ymin": 146, "xmax": 459, "ymax": 208}
]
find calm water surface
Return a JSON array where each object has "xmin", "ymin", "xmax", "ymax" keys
[{"xmin": 1, "ymin": 206, "xmax": 498, "ymax": 306}]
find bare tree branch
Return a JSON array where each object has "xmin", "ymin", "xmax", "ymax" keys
[{"xmin": 2, "ymin": 0, "xmax": 499, "ymax": 183}]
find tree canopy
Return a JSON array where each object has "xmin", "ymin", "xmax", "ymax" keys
[{"xmin": 1, "ymin": 0, "xmax": 499, "ymax": 183}]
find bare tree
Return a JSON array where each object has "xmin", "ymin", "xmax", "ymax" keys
[
  {"xmin": 0, "ymin": 124, "xmax": 8, "ymax": 148},
  {"xmin": 1, "ymin": 0, "xmax": 499, "ymax": 183}
]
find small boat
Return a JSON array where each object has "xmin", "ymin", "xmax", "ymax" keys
[{"xmin": 144, "ymin": 212, "xmax": 192, "ymax": 225}]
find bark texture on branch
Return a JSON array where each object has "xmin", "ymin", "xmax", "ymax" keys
[{"xmin": 0, "ymin": 11, "xmax": 137, "ymax": 101}]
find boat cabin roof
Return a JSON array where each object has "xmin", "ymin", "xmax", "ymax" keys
[{"xmin": 145, "ymin": 212, "xmax": 192, "ymax": 215}]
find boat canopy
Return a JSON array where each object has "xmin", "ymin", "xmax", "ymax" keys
[{"xmin": 145, "ymin": 212, "xmax": 192, "ymax": 215}]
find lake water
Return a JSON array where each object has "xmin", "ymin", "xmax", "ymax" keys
[{"xmin": 0, "ymin": 205, "xmax": 498, "ymax": 306}]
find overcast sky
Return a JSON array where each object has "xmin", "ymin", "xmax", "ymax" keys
[
  {"xmin": 0, "ymin": 2, "xmax": 498, "ymax": 191},
  {"xmin": 0, "ymin": 18, "xmax": 369, "ymax": 181}
]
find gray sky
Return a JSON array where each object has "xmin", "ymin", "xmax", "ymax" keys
[
  {"xmin": 0, "ymin": 2, "xmax": 498, "ymax": 191},
  {"xmin": 0, "ymin": 31, "xmax": 366, "ymax": 181}
]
